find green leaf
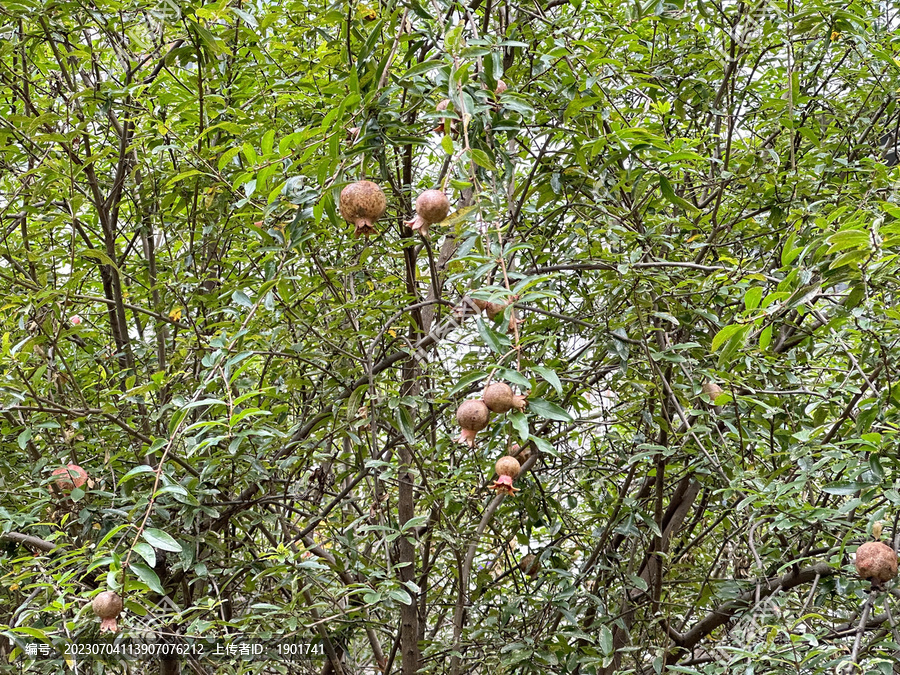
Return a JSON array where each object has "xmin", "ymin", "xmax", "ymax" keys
[
  {"xmin": 441, "ymin": 134, "xmax": 454, "ymax": 155},
  {"xmin": 401, "ymin": 60, "xmax": 445, "ymax": 79},
  {"xmin": 120, "ymin": 465, "xmax": 156, "ymax": 483},
  {"xmin": 476, "ymin": 318, "xmax": 506, "ymax": 354},
  {"xmin": 396, "ymin": 407, "xmax": 416, "ymax": 445},
  {"xmin": 232, "ymin": 290, "xmax": 253, "ymax": 307},
  {"xmin": 821, "ymin": 481, "xmax": 872, "ymax": 495},
  {"xmin": 781, "ymin": 231, "xmax": 801, "ymax": 266},
  {"xmin": 132, "ymin": 542, "xmax": 157, "ymax": 568},
  {"xmin": 599, "ymin": 625, "xmax": 614, "ymax": 655},
  {"xmin": 532, "ymin": 366, "xmax": 562, "ymax": 395},
  {"xmin": 528, "ymin": 398, "xmax": 573, "ymax": 422},
  {"xmin": 130, "ymin": 562, "xmax": 165, "ymax": 594},
  {"xmin": 826, "ymin": 229, "xmax": 869, "ymax": 253},
  {"xmin": 142, "ymin": 528, "xmax": 183, "ymax": 553},
  {"xmin": 97, "ymin": 523, "xmax": 132, "ymax": 549},
  {"xmin": 744, "ymin": 287, "xmax": 763, "ymax": 311},
  {"xmin": 829, "ymin": 250, "xmax": 867, "ymax": 270},
  {"xmin": 469, "ymin": 148, "xmax": 497, "ymax": 172},
  {"xmin": 509, "ymin": 410, "xmax": 530, "ymax": 440},
  {"xmin": 400, "ymin": 515, "xmax": 428, "ymax": 532},
  {"xmin": 495, "ymin": 367, "xmax": 531, "ymax": 389},
  {"xmin": 711, "ymin": 324, "xmax": 744, "ymax": 352},
  {"xmin": 448, "ymin": 372, "xmax": 487, "ymax": 395},
  {"xmin": 79, "ymin": 248, "xmax": 120, "ymax": 271},
  {"xmin": 165, "ymin": 169, "xmax": 203, "ymax": 186},
  {"xmin": 17, "ymin": 428, "xmax": 31, "ymax": 450},
  {"xmin": 658, "ymin": 175, "xmax": 699, "ymax": 214},
  {"xmin": 758, "ymin": 324, "xmax": 773, "ymax": 351}
]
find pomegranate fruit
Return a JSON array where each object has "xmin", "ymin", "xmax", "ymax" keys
[
  {"xmin": 472, "ymin": 296, "xmax": 522, "ymax": 333},
  {"xmin": 483, "ymin": 382, "xmax": 527, "ymax": 414},
  {"xmin": 519, "ymin": 553, "xmax": 540, "ymax": 578},
  {"xmin": 855, "ymin": 541, "xmax": 898, "ymax": 586},
  {"xmin": 701, "ymin": 381, "xmax": 724, "ymax": 404},
  {"xmin": 491, "ymin": 456, "xmax": 521, "ymax": 495},
  {"xmin": 495, "ymin": 79, "xmax": 508, "ymax": 95},
  {"xmin": 507, "ymin": 443, "xmax": 532, "ymax": 464},
  {"xmin": 456, "ymin": 399, "xmax": 490, "ymax": 447},
  {"xmin": 339, "ymin": 180, "xmax": 387, "ymax": 237},
  {"xmin": 92, "ymin": 590, "xmax": 123, "ymax": 633},
  {"xmin": 404, "ymin": 190, "xmax": 449, "ymax": 236},
  {"xmin": 434, "ymin": 99, "xmax": 452, "ymax": 133},
  {"xmin": 52, "ymin": 464, "xmax": 88, "ymax": 493},
  {"xmin": 70, "ymin": 315, "xmax": 83, "ymax": 326}
]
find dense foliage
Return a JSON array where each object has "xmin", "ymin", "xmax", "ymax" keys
[{"xmin": 2, "ymin": 0, "xmax": 900, "ymax": 673}]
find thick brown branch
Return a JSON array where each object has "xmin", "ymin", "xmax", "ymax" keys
[{"xmin": 669, "ymin": 562, "xmax": 836, "ymax": 657}]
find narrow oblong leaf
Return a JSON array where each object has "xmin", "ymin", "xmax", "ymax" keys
[
  {"xmin": 711, "ymin": 324, "xmax": 743, "ymax": 352},
  {"xmin": 130, "ymin": 562, "xmax": 165, "ymax": 594},
  {"xmin": 528, "ymin": 398, "xmax": 573, "ymax": 422},
  {"xmin": 142, "ymin": 528, "xmax": 183, "ymax": 553}
]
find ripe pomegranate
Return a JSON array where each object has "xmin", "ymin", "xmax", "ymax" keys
[
  {"xmin": 701, "ymin": 381, "xmax": 724, "ymax": 404},
  {"xmin": 855, "ymin": 541, "xmax": 898, "ymax": 586},
  {"xmin": 452, "ymin": 296, "xmax": 483, "ymax": 321},
  {"xmin": 471, "ymin": 298, "xmax": 501, "ymax": 317},
  {"xmin": 472, "ymin": 297, "xmax": 522, "ymax": 333},
  {"xmin": 491, "ymin": 456, "xmax": 521, "ymax": 495},
  {"xmin": 456, "ymin": 399, "xmax": 490, "ymax": 447},
  {"xmin": 483, "ymin": 382, "xmax": 527, "ymax": 414},
  {"xmin": 519, "ymin": 553, "xmax": 540, "ymax": 578},
  {"xmin": 404, "ymin": 190, "xmax": 449, "ymax": 236},
  {"xmin": 507, "ymin": 443, "xmax": 532, "ymax": 464},
  {"xmin": 92, "ymin": 591, "xmax": 123, "ymax": 633},
  {"xmin": 339, "ymin": 180, "xmax": 387, "ymax": 237},
  {"xmin": 52, "ymin": 464, "xmax": 88, "ymax": 493},
  {"xmin": 70, "ymin": 315, "xmax": 82, "ymax": 326}
]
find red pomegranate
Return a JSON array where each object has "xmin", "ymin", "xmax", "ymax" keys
[
  {"xmin": 339, "ymin": 180, "xmax": 387, "ymax": 237},
  {"xmin": 456, "ymin": 399, "xmax": 490, "ymax": 447},
  {"xmin": 491, "ymin": 456, "xmax": 521, "ymax": 495},
  {"xmin": 52, "ymin": 464, "xmax": 88, "ymax": 493},
  {"xmin": 404, "ymin": 190, "xmax": 449, "ymax": 236},
  {"xmin": 483, "ymin": 382, "xmax": 527, "ymax": 414},
  {"xmin": 92, "ymin": 591, "xmax": 123, "ymax": 633},
  {"xmin": 855, "ymin": 541, "xmax": 898, "ymax": 586}
]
